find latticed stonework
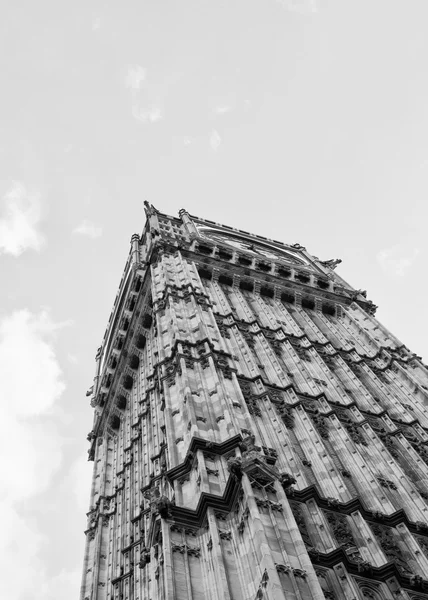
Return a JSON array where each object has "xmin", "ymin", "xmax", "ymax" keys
[{"xmin": 81, "ymin": 204, "xmax": 428, "ymax": 600}]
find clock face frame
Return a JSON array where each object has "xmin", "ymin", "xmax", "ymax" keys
[{"xmin": 197, "ymin": 227, "xmax": 308, "ymax": 265}]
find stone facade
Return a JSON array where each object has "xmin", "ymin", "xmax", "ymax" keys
[{"xmin": 80, "ymin": 204, "xmax": 428, "ymax": 600}]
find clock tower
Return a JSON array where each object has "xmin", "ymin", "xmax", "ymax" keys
[{"xmin": 81, "ymin": 204, "xmax": 428, "ymax": 600}]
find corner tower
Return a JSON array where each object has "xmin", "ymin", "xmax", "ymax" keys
[{"xmin": 81, "ymin": 205, "xmax": 428, "ymax": 600}]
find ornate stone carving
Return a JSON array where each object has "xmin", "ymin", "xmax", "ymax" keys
[
  {"xmin": 371, "ymin": 523, "xmax": 413, "ymax": 575},
  {"xmin": 325, "ymin": 511, "xmax": 362, "ymax": 562},
  {"xmin": 139, "ymin": 548, "xmax": 151, "ymax": 568},
  {"xmin": 214, "ymin": 315, "xmax": 231, "ymax": 339},
  {"xmin": 290, "ymin": 502, "xmax": 313, "ymax": 549},
  {"xmin": 238, "ymin": 378, "xmax": 262, "ymax": 417},
  {"xmin": 376, "ymin": 475, "xmax": 397, "ymax": 490},
  {"xmin": 144, "ymin": 487, "xmax": 174, "ymax": 518},
  {"xmin": 226, "ymin": 456, "xmax": 243, "ymax": 479},
  {"xmin": 280, "ymin": 472, "xmax": 297, "ymax": 493},
  {"xmin": 310, "ymin": 410, "xmax": 329, "ymax": 439}
]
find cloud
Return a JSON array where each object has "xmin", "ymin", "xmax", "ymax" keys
[
  {"xmin": 377, "ymin": 244, "xmax": 420, "ymax": 276},
  {"xmin": 125, "ymin": 64, "xmax": 146, "ymax": 90},
  {"xmin": 0, "ymin": 310, "xmax": 66, "ymax": 599},
  {"xmin": 125, "ymin": 65, "xmax": 163, "ymax": 124},
  {"xmin": 92, "ymin": 17, "xmax": 101, "ymax": 31},
  {"xmin": 73, "ymin": 219, "xmax": 102, "ymax": 239},
  {"xmin": 67, "ymin": 353, "xmax": 78, "ymax": 364},
  {"xmin": 0, "ymin": 181, "xmax": 45, "ymax": 256},
  {"xmin": 276, "ymin": 0, "xmax": 317, "ymax": 13},
  {"xmin": 214, "ymin": 105, "xmax": 232, "ymax": 115},
  {"xmin": 210, "ymin": 129, "xmax": 222, "ymax": 151},
  {"xmin": 132, "ymin": 105, "xmax": 162, "ymax": 124}
]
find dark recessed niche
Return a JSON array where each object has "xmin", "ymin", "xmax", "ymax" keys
[
  {"xmin": 198, "ymin": 268, "xmax": 212, "ymax": 280},
  {"xmin": 104, "ymin": 374, "xmax": 112, "ymax": 388},
  {"xmin": 116, "ymin": 337, "xmax": 124, "ymax": 350},
  {"xmin": 317, "ymin": 279, "xmax": 329, "ymax": 290},
  {"xmin": 322, "ymin": 304, "xmax": 336, "ymax": 316},
  {"xmin": 116, "ymin": 395, "xmax": 127, "ymax": 410},
  {"xmin": 302, "ymin": 298, "xmax": 315, "ymax": 310},
  {"xmin": 128, "ymin": 297, "xmax": 136, "ymax": 311},
  {"xmin": 142, "ymin": 313, "xmax": 153, "ymax": 328},
  {"xmin": 123, "ymin": 374, "xmax": 134, "ymax": 390},
  {"xmin": 297, "ymin": 273, "xmax": 310, "ymax": 284},
  {"xmin": 133, "ymin": 278, "xmax": 142, "ymax": 292},
  {"xmin": 281, "ymin": 292, "xmax": 295, "ymax": 304},
  {"xmin": 135, "ymin": 334, "xmax": 146, "ymax": 350},
  {"xmin": 240, "ymin": 280, "xmax": 254, "ymax": 292},
  {"xmin": 122, "ymin": 318, "xmax": 130, "ymax": 331},
  {"xmin": 110, "ymin": 415, "xmax": 121, "ymax": 430},
  {"xmin": 218, "ymin": 250, "xmax": 233, "ymax": 261},
  {"xmin": 129, "ymin": 354, "xmax": 139, "ymax": 369},
  {"xmin": 257, "ymin": 262, "xmax": 271, "ymax": 272},
  {"xmin": 197, "ymin": 245, "xmax": 213, "ymax": 255},
  {"xmin": 219, "ymin": 275, "xmax": 233, "ymax": 286},
  {"xmin": 238, "ymin": 256, "xmax": 252, "ymax": 266},
  {"xmin": 260, "ymin": 286, "xmax": 274, "ymax": 298},
  {"xmin": 277, "ymin": 268, "xmax": 291, "ymax": 278}
]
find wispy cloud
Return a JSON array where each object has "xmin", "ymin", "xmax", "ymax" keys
[
  {"xmin": 125, "ymin": 65, "xmax": 163, "ymax": 124},
  {"xmin": 276, "ymin": 0, "xmax": 317, "ymax": 13},
  {"xmin": 214, "ymin": 105, "xmax": 232, "ymax": 115},
  {"xmin": 73, "ymin": 219, "xmax": 103, "ymax": 239},
  {"xmin": 0, "ymin": 310, "xmax": 66, "ymax": 599},
  {"xmin": 210, "ymin": 129, "xmax": 222, "ymax": 151},
  {"xmin": 125, "ymin": 65, "xmax": 146, "ymax": 90},
  {"xmin": 132, "ymin": 105, "xmax": 162, "ymax": 124},
  {"xmin": 92, "ymin": 17, "xmax": 101, "ymax": 31},
  {"xmin": 0, "ymin": 181, "xmax": 45, "ymax": 256},
  {"xmin": 377, "ymin": 244, "xmax": 420, "ymax": 276}
]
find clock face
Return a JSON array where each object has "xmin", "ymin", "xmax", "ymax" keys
[{"xmin": 198, "ymin": 228, "xmax": 306, "ymax": 264}]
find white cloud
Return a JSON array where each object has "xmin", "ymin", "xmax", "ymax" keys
[
  {"xmin": 92, "ymin": 17, "xmax": 101, "ymax": 31},
  {"xmin": 73, "ymin": 219, "xmax": 103, "ymax": 239},
  {"xmin": 132, "ymin": 104, "xmax": 163, "ymax": 124},
  {"xmin": 36, "ymin": 568, "xmax": 84, "ymax": 600},
  {"xmin": 124, "ymin": 65, "xmax": 163, "ymax": 124},
  {"xmin": 67, "ymin": 353, "xmax": 78, "ymax": 364},
  {"xmin": 276, "ymin": 0, "xmax": 317, "ymax": 13},
  {"xmin": 214, "ymin": 105, "xmax": 232, "ymax": 115},
  {"xmin": 125, "ymin": 64, "xmax": 146, "ymax": 90},
  {"xmin": 0, "ymin": 310, "xmax": 66, "ymax": 599},
  {"xmin": 0, "ymin": 181, "xmax": 45, "ymax": 256},
  {"xmin": 377, "ymin": 244, "xmax": 420, "ymax": 276},
  {"xmin": 210, "ymin": 129, "xmax": 222, "ymax": 151}
]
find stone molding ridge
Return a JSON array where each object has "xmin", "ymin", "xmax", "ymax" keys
[{"xmin": 287, "ymin": 484, "xmax": 428, "ymax": 537}]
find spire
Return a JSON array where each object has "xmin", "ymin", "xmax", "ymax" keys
[
  {"xmin": 143, "ymin": 200, "xmax": 159, "ymax": 218},
  {"xmin": 143, "ymin": 201, "xmax": 160, "ymax": 236}
]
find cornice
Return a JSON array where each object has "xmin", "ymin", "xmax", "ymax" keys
[
  {"xmin": 309, "ymin": 546, "xmax": 428, "ymax": 592},
  {"xmin": 143, "ymin": 235, "xmax": 377, "ymax": 314},
  {"xmin": 165, "ymin": 435, "xmax": 243, "ymax": 483},
  {"xmin": 287, "ymin": 484, "xmax": 428, "ymax": 536}
]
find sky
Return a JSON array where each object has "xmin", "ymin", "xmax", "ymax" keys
[{"xmin": 1, "ymin": 1, "xmax": 428, "ymax": 598}]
